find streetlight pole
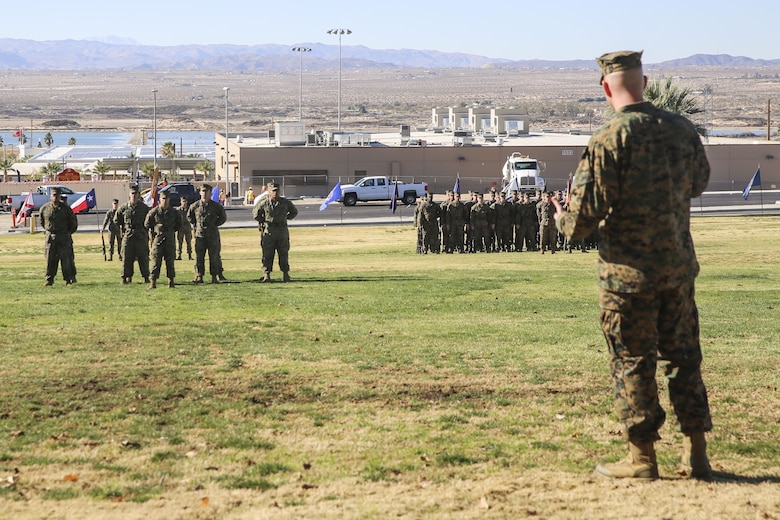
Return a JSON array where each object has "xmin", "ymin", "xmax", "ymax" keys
[
  {"xmin": 326, "ymin": 28, "xmax": 351, "ymax": 131},
  {"xmin": 291, "ymin": 47, "xmax": 311, "ymax": 121},
  {"xmin": 224, "ymin": 86, "xmax": 230, "ymax": 202},
  {"xmin": 152, "ymin": 89, "xmax": 158, "ymax": 181}
]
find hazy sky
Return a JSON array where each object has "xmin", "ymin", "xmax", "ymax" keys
[{"xmin": 5, "ymin": 1, "xmax": 778, "ymax": 63}]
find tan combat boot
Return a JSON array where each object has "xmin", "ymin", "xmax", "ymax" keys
[
  {"xmin": 594, "ymin": 440, "xmax": 659, "ymax": 480},
  {"xmin": 681, "ymin": 432, "xmax": 712, "ymax": 480},
  {"xmin": 148, "ymin": 278, "xmax": 157, "ymax": 290}
]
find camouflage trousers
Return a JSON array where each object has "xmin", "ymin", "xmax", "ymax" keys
[
  {"xmin": 177, "ymin": 227, "xmax": 192, "ymax": 256},
  {"xmin": 539, "ymin": 223, "xmax": 557, "ymax": 252},
  {"xmin": 194, "ymin": 233, "xmax": 223, "ymax": 278},
  {"xmin": 44, "ymin": 234, "xmax": 76, "ymax": 283},
  {"xmin": 122, "ymin": 235, "xmax": 149, "ymax": 281},
  {"xmin": 599, "ymin": 282, "xmax": 712, "ymax": 442},
  {"xmin": 494, "ymin": 223, "xmax": 513, "ymax": 251},
  {"xmin": 448, "ymin": 222, "xmax": 467, "ymax": 252},
  {"xmin": 260, "ymin": 228, "xmax": 291, "ymax": 274},
  {"xmin": 421, "ymin": 224, "xmax": 439, "ymax": 253},
  {"xmin": 471, "ymin": 224, "xmax": 490, "ymax": 252},
  {"xmin": 150, "ymin": 235, "xmax": 176, "ymax": 281},
  {"xmin": 515, "ymin": 224, "xmax": 536, "ymax": 251}
]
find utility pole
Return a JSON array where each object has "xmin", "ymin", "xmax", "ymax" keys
[{"xmin": 767, "ymin": 99, "xmax": 771, "ymax": 141}]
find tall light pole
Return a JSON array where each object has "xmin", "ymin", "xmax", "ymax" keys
[
  {"xmin": 223, "ymin": 86, "xmax": 230, "ymax": 201},
  {"xmin": 326, "ymin": 28, "xmax": 351, "ymax": 131},
  {"xmin": 291, "ymin": 47, "xmax": 311, "ymax": 121},
  {"xmin": 152, "ymin": 89, "xmax": 158, "ymax": 180}
]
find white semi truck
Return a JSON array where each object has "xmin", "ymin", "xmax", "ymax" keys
[{"xmin": 501, "ymin": 152, "xmax": 546, "ymax": 193}]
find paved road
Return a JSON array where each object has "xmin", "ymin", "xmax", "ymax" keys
[{"xmin": 4, "ymin": 191, "xmax": 779, "ymax": 234}]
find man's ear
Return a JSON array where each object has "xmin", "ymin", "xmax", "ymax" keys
[{"xmin": 602, "ymin": 80, "xmax": 612, "ymax": 98}]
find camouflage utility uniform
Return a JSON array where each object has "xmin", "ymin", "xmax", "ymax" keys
[
  {"xmin": 537, "ymin": 197, "xmax": 557, "ymax": 253},
  {"xmin": 446, "ymin": 196, "xmax": 468, "ymax": 253},
  {"xmin": 491, "ymin": 196, "xmax": 514, "ymax": 252},
  {"xmin": 188, "ymin": 198, "xmax": 227, "ymax": 282},
  {"xmin": 176, "ymin": 200, "xmax": 193, "ymax": 260},
  {"xmin": 39, "ymin": 198, "xmax": 78, "ymax": 285},
  {"xmin": 101, "ymin": 204, "xmax": 122, "ymax": 260},
  {"xmin": 145, "ymin": 201, "xmax": 182, "ymax": 285},
  {"xmin": 516, "ymin": 196, "xmax": 537, "ymax": 251},
  {"xmin": 469, "ymin": 196, "xmax": 492, "ymax": 252},
  {"xmin": 419, "ymin": 195, "xmax": 441, "ymax": 253},
  {"xmin": 115, "ymin": 199, "xmax": 150, "ymax": 283},
  {"xmin": 557, "ymin": 100, "xmax": 712, "ymax": 443},
  {"xmin": 253, "ymin": 192, "xmax": 298, "ymax": 279}
]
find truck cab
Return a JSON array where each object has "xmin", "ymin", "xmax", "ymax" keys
[{"xmin": 502, "ymin": 152, "xmax": 546, "ymax": 193}]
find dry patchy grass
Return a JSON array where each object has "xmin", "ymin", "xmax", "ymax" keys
[{"xmin": 0, "ymin": 217, "xmax": 778, "ymax": 519}]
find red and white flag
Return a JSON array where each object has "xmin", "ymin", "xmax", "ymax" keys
[
  {"xmin": 18, "ymin": 191, "xmax": 35, "ymax": 218},
  {"xmin": 70, "ymin": 188, "xmax": 97, "ymax": 214},
  {"xmin": 142, "ymin": 188, "xmax": 158, "ymax": 208},
  {"xmin": 12, "ymin": 130, "xmax": 22, "ymax": 138}
]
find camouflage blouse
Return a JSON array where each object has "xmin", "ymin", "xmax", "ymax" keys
[{"xmin": 557, "ymin": 101, "xmax": 710, "ymax": 293}]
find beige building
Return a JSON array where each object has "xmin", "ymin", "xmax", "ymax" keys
[{"xmin": 215, "ymin": 129, "xmax": 780, "ymax": 198}]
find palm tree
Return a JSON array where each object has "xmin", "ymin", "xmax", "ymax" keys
[
  {"xmin": 93, "ymin": 161, "xmax": 111, "ymax": 180},
  {"xmin": 160, "ymin": 142, "xmax": 176, "ymax": 158},
  {"xmin": 194, "ymin": 160, "xmax": 215, "ymax": 182},
  {"xmin": 0, "ymin": 157, "xmax": 14, "ymax": 183},
  {"xmin": 141, "ymin": 162, "xmax": 156, "ymax": 180},
  {"xmin": 644, "ymin": 78, "xmax": 706, "ymax": 136},
  {"xmin": 44, "ymin": 132, "xmax": 54, "ymax": 148},
  {"xmin": 41, "ymin": 162, "xmax": 63, "ymax": 180}
]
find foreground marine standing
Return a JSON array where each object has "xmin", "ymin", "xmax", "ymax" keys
[
  {"xmin": 553, "ymin": 50, "xmax": 713, "ymax": 480},
  {"xmin": 145, "ymin": 191, "xmax": 182, "ymax": 289},
  {"xmin": 39, "ymin": 186, "xmax": 78, "ymax": 286}
]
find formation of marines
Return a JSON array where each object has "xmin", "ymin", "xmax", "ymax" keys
[
  {"xmin": 41, "ymin": 182, "xmax": 597, "ymax": 289},
  {"xmin": 41, "ymin": 182, "xmax": 298, "ymax": 289},
  {"xmin": 414, "ymin": 188, "xmax": 597, "ymax": 255}
]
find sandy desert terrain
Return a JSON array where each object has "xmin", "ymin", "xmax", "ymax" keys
[{"xmin": 1, "ymin": 65, "xmax": 778, "ymax": 135}]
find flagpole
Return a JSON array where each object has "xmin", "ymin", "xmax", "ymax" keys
[
  {"xmin": 398, "ymin": 177, "xmax": 402, "ymax": 222},
  {"xmin": 759, "ymin": 178, "xmax": 764, "ymax": 215}
]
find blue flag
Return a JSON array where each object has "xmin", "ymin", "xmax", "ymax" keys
[
  {"xmin": 390, "ymin": 181, "xmax": 399, "ymax": 213},
  {"xmin": 453, "ymin": 177, "xmax": 460, "ymax": 194},
  {"xmin": 320, "ymin": 181, "xmax": 342, "ymax": 211},
  {"xmin": 742, "ymin": 168, "xmax": 761, "ymax": 200},
  {"xmin": 212, "ymin": 184, "xmax": 221, "ymax": 203}
]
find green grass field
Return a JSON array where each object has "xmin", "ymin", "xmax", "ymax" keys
[{"xmin": 0, "ymin": 216, "xmax": 778, "ymax": 518}]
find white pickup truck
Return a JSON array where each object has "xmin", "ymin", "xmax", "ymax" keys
[{"xmin": 340, "ymin": 176, "xmax": 428, "ymax": 206}]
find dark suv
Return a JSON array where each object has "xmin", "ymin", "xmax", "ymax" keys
[{"xmin": 158, "ymin": 183, "xmax": 200, "ymax": 207}]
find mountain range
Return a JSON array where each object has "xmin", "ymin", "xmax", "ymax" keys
[{"xmin": 1, "ymin": 38, "xmax": 779, "ymax": 71}]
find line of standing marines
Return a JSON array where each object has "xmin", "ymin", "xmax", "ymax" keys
[
  {"xmin": 39, "ymin": 182, "xmax": 298, "ymax": 289},
  {"xmin": 414, "ymin": 188, "xmax": 597, "ymax": 255}
]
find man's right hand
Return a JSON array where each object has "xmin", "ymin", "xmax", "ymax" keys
[{"xmin": 551, "ymin": 198, "xmax": 565, "ymax": 222}]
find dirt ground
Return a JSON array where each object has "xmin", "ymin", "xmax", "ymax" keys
[
  {"xmin": 1, "ymin": 66, "xmax": 778, "ymax": 135},
  {"xmin": 2, "ymin": 467, "xmax": 779, "ymax": 519}
]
